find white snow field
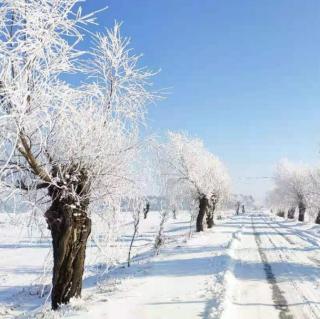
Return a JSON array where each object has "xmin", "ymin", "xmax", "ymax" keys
[{"xmin": 1, "ymin": 211, "xmax": 320, "ymax": 318}]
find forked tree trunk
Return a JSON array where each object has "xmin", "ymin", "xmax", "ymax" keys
[
  {"xmin": 315, "ymin": 210, "xmax": 320, "ymax": 224},
  {"xmin": 287, "ymin": 207, "xmax": 295, "ymax": 219},
  {"xmin": 206, "ymin": 202, "xmax": 216, "ymax": 229},
  {"xmin": 196, "ymin": 196, "xmax": 208, "ymax": 232},
  {"xmin": 45, "ymin": 166, "xmax": 91, "ymax": 310},
  {"xmin": 298, "ymin": 201, "xmax": 306, "ymax": 222}
]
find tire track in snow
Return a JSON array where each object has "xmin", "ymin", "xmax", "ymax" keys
[
  {"xmin": 264, "ymin": 234, "xmax": 320, "ymax": 319},
  {"xmin": 270, "ymin": 217, "xmax": 320, "ymax": 248},
  {"xmin": 308, "ymin": 257, "xmax": 320, "ymax": 267},
  {"xmin": 251, "ymin": 215, "xmax": 293, "ymax": 319},
  {"xmin": 264, "ymin": 217, "xmax": 320, "ymax": 269},
  {"xmin": 261, "ymin": 215, "xmax": 320, "ymax": 319}
]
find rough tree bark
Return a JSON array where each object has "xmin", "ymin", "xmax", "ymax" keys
[
  {"xmin": 287, "ymin": 207, "xmax": 295, "ymax": 219},
  {"xmin": 206, "ymin": 201, "xmax": 215, "ymax": 229},
  {"xmin": 196, "ymin": 195, "xmax": 208, "ymax": 232},
  {"xmin": 45, "ymin": 165, "xmax": 91, "ymax": 310},
  {"xmin": 298, "ymin": 201, "xmax": 306, "ymax": 222}
]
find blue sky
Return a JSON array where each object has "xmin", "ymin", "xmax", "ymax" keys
[{"xmin": 82, "ymin": 1, "xmax": 320, "ymax": 201}]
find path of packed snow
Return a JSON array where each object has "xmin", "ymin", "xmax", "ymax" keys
[
  {"xmin": 222, "ymin": 213, "xmax": 320, "ymax": 319},
  {"xmin": 72, "ymin": 218, "xmax": 241, "ymax": 319},
  {"xmin": 2, "ymin": 212, "xmax": 320, "ymax": 318}
]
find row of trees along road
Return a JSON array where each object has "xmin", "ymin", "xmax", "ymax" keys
[
  {"xmin": 155, "ymin": 132, "xmax": 230, "ymax": 232},
  {"xmin": 0, "ymin": 0, "xmax": 231, "ymax": 310},
  {"xmin": 267, "ymin": 159, "xmax": 320, "ymax": 223}
]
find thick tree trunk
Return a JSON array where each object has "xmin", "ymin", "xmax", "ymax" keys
[
  {"xmin": 298, "ymin": 201, "xmax": 306, "ymax": 222},
  {"xmin": 196, "ymin": 196, "xmax": 208, "ymax": 232},
  {"xmin": 206, "ymin": 202, "xmax": 215, "ymax": 229},
  {"xmin": 315, "ymin": 210, "xmax": 320, "ymax": 224},
  {"xmin": 236, "ymin": 202, "xmax": 240, "ymax": 215},
  {"xmin": 48, "ymin": 203, "xmax": 91, "ymax": 310},
  {"xmin": 143, "ymin": 202, "xmax": 150, "ymax": 219},
  {"xmin": 276, "ymin": 210, "xmax": 285, "ymax": 218},
  {"xmin": 45, "ymin": 165, "xmax": 91, "ymax": 310},
  {"xmin": 287, "ymin": 207, "xmax": 295, "ymax": 219}
]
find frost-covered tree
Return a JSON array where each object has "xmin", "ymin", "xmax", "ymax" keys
[
  {"xmin": 267, "ymin": 159, "xmax": 309, "ymax": 221},
  {"xmin": 302, "ymin": 167, "xmax": 320, "ymax": 224},
  {"xmin": 127, "ymin": 198, "xmax": 145, "ymax": 267},
  {"xmin": 265, "ymin": 187, "xmax": 289, "ymax": 217},
  {"xmin": 157, "ymin": 132, "xmax": 230, "ymax": 232},
  {"xmin": 0, "ymin": 1, "xmax": 155, "ymax": 309},
  {"xmin": 267, "ymin": 161, "xmax": 320, "ymax": 223}
]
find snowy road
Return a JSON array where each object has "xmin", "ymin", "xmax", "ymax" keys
[
  {"xmin": 222, "ymin": 213, "xmax": 320, "ymax": 319},
  {"xmin": 2, "ymin": 212, "xmax": 320, "ymax": 318},
  {"xmin": 89, "ymin": 213, "xmax": 320, "ymax": 319},
  {"xmin": 74, "ymin": 216, "xmax": 241, "ymax": 319}
]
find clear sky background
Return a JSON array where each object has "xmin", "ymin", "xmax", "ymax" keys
[{"xmin": 81, "ymin": 1, "xmax": 320, "ymax": 202}]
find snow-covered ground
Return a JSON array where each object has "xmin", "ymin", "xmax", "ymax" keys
[
  {"xmin": 222, "ymin": 213, "xmax": 320, "ymax": 319},
  {"xmin": 1, "ymin": 211, "xmax": 320, "ymax": 318}
]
